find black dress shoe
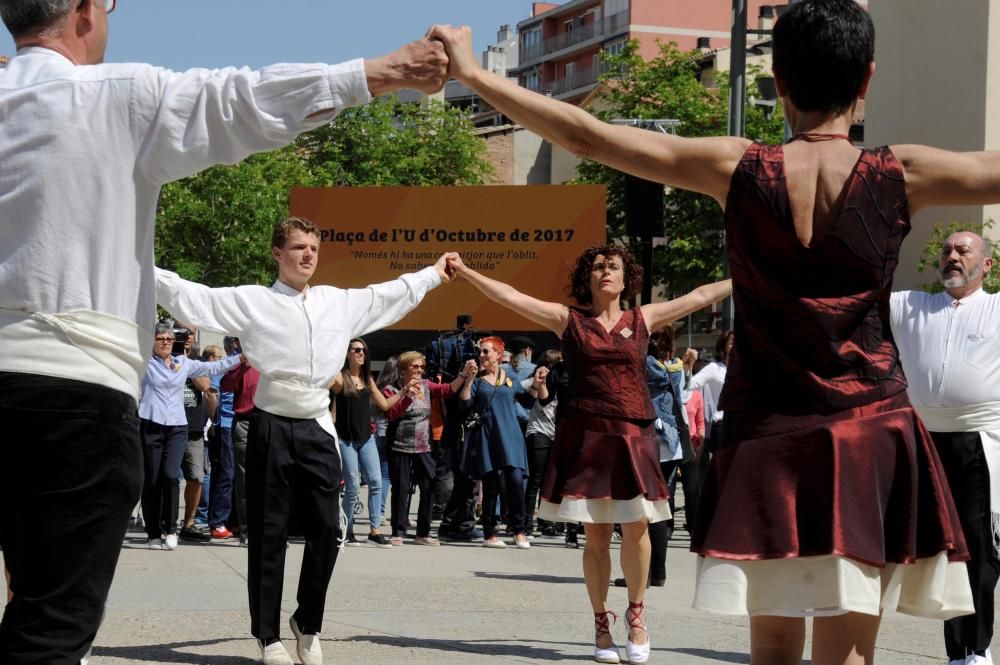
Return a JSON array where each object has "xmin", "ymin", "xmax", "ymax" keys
[
  {"xmin": 179, "ymin": 526, "xmax": 211, "ymax": 542},
  {"xmin": 612, "ymin": 577, "xmax": 652, "ymax": 589},
  {"xmin": 439, "ymin": 528, "xmax": 484, "ymax": 542}
]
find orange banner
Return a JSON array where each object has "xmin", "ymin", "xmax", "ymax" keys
[{"xmin": 291, "ymin": 185, "xmax": 607, "ymax": 331}]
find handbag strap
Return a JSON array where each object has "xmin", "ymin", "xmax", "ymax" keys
[{"xmin": 472, "ymin": 371, "xmax": 503, "ymax": 418}]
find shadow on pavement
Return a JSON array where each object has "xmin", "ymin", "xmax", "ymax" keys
[
  {"xmin": 350, "ymin": 634, "xmax": 586, "ymax": 660},
  {"xmin": 663, "ymin": 647, "xmax": 751, "ymax": 663},
  {"xmin": 472, "ymin": 571, "xmax": 585, "ymax": 584},
  {"xmin": 93, "ymin": 638, "xmax": 257, "ymax": 664}
]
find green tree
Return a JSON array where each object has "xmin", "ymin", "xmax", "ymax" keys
[
  {"xmin": 916, "ymin": 220, "xmax": 999, "ymax": 293},
  {"xmin": 575, "ymin": 41, "xmax": 786, "ymax": 297},
  {"xmin": 156, "ymin": 97, "xmax": 492, "ymax": 286}
]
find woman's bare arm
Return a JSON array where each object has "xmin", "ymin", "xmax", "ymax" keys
[
  {"xmin": 895, "ymin": 144, "xmax": 1000, "ymax": 217},
  {"xmin": 641, "ymin": 280, "xmax": 732, "ymax": 333},
  {"xmin": 450, "ymin": 255, "xmax": 569, "ymax": 336},
  {"xmin": 427, "ymin": 25, "xmax": 748, "ymax": 207}
]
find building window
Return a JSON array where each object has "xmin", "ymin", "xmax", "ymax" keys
[
  {"xmin": 603, "ymin": 40, "xmax": 627, "ymax": 73},
  {"xmin": 604, "ymin": 0, "xmax": 629, "ymax": 17},
  {"xmin": 524, "ymin": 71, "xmax": 541, "ymax": 91},
  {"xmin": 522, "ymin": 28, "xmax": 541, "ymax": 48}
]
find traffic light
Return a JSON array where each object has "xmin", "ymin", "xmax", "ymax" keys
[{"xmin": 624, "ymin": 174, "xmax": 664, "ymax": 237}]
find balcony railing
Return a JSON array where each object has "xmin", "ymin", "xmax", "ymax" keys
[
  {"xmin": 520, "ymin": 10, "xmax": 630, "ymax": 64},
  {"xmin": 545, "ymin": 65, "xmax": 600, "ymax": 96}
]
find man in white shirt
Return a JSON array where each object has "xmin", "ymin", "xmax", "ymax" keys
[
  {"xmin": 157, "ymin": 217, "xmax": 456, "ymax": 665},
  {"xmin": 0, "ymin": 1, "xmax": 447, "ymax": 663},
  {"xmin": 891, "ymin": 231, "xmax": 1000, "ymax": 665}
]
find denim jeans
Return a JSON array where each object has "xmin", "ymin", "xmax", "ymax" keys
[
  {"xmin": 195, "ymin": 449, "xmax": 210, "ymax": 526},
  {"xmin": 0, "ymin": 372, "xmax": 142, "ymax": 664},
  {"xmin": 374, "ymin": 434, "xmax": 392, "ymax": 519},
  {"xmin": 208, "ymin": 426, "xmax": 234, "ymax": 528},
  {"xmin": 340, "ymin": 435, "xmax": 382, "ymax": 532}
]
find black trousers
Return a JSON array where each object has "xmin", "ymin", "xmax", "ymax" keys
[
  {"xmin": 649, "ymin": 461, "xmax": 679, "ymax": 582},
  {"xmin": 390, "ymin": 450, "xmax": 435, "ymax": 538},
  {"xmin": 669, "ymin": 459, "xmax": 700, "ymax": 531},
  {"xmin": 139, "ymin": 420, "xmax": 187, "ymax": 539},
  {"xmin": 930, "ymin": 430, "xmax": 1000, "ymax": 660},
  {"xmin": 482, "ymin": 466, "xmax": 526, "ymax": 538},
  {"xmin": 0, "ymin": 372, "xmax": 141, "ymax": 664},
  {"xmin": 524, "ymin": 433, "xmax": 554, "ymax": 531},
  {"xmin": 246, "ymin": 410, "xmax": 342, "ymax": 639},
  {"xmin": 430, "ymin": 439, "xmax": 453, "ymax": 515},
  {"xmin": 438, "ymin": 423, "xmax": 478, "ymax": 535}
]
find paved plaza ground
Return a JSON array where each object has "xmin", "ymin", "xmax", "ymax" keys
[{"xmin": 1, "ymin": 489, "xmax": 989, "ymax": 664}]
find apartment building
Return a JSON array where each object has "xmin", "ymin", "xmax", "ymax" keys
[{"xmin": 512, "ymin": 0, "xmax": 775, "ymax": 103}]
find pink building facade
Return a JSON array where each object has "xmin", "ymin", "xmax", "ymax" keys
[{"xmin": 514, "ymin": 0, "xmax": 777, "ymax": 103}]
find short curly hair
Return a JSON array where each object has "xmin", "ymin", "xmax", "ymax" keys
[{"xmin": 566, "ymin": 245, "xmax": 643, "ymax": 306}]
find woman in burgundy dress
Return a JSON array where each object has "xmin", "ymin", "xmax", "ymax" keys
[
  {"xmin": 447, "ymin": 250, "xmax": 730, "ymax": 664},
  {"xmin": 430, "ymin": 0, "xmax": 1000, "ymax": 660}
]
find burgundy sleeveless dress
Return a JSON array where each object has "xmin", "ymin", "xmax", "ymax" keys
[
  {"xmin": 691, "ymin": 142, "xmax": 973, "ymax": 618},
  {"xmin": 537, "ymin": 307, "xmax": 670, "ymax": 525}
]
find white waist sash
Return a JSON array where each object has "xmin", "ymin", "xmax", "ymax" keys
[
  {"xmin": 253, "ymin": 376, "xmax": 338, "ymax": 440},
  {"xmin": 916, "ymin": 403, "xmax": 1000, "ymax": 434},
  {"xmin": 0, "ymin": 307, "xmax": 151, "ymax": 401},
  {"xmin": 916, "ymin": 402, "xmax": 1000, "ymax": 557}
]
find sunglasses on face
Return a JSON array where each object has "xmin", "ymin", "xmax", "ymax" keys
[
  {"xmin": 349, "ymin": 347, "xmax": 365, "ymax": 354},
  {"xmin": 155, "ymin": 337, "xmax": 174, "ymax": 343},
  {"xmin": 409, "ymin": 364, "xmax": 425, "ymax": 370}
]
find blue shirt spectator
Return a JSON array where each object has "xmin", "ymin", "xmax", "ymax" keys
[{"xmin": 139, "ymin": 353, "xmax": 240, "ymax": 426}]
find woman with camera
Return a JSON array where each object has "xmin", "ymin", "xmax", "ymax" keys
[
  {"xmin": 383, "ymin": 352, "xmax": 476, "ymax": 546},
  {"xmin": 457, "ymin": 336, "xmax": 532, "ymax": 550},
  {"xmin": 138, "ymin": 321, "xmax": 242, "ymax": 550}
]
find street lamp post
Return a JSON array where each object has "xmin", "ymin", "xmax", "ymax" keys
[{"xmin": 611, "ymin": 119, "xmax": 680, "ymax": 307}]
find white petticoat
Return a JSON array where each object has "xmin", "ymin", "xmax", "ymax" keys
[
  {"xmin": 693, "ymin": 553, "xmax": 974, "ymax": 619},
  {"xmin": 538, "ymin": 496, "xmax": 671, "ymax": 525}
]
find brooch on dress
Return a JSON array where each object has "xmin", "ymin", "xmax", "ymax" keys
[{"xmin": 620, "ymin": 327, "xmax": 633, "ymax": 339}]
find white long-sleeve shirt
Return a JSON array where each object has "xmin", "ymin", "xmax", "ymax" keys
[
  {"xmin": 890, "ymin": 288, "xmax": 1000, "ymax": 408},
  {"xmin": 0, "ymin": 47, "xmax": 371, "ymax": 399},
  {"xmin": 688, "ymin": 361, "xmax": 727, "ymax": 436},
  {"xmin": 156, "ymin": 267, "xmax": 441, "ymax": 420}
]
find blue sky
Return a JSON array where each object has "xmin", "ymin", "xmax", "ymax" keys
[{"xmin": 0, "ymin": 1, "xmax": 527, "ymax": 69}]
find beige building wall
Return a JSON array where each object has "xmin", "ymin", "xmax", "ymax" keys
[
  {"xmin": 514, "ymin": 130, "xmax": 552, "ymax": 185},
  {"xmin": 866, "ymin": 0, "xmax": 1000, "ymax": 289}
]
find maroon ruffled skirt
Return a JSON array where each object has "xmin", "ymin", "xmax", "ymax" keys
[
  {"xmin": 692, "ymin": 392, "xmax": 969, "ymax": 566},
  {"xmin": 541, "ymin": 406, "xmax": 668, "ymax": 506}
]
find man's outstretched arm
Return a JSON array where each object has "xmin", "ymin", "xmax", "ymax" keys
[
  {"xmin": 156, "ymin": 268, "xmax": 252, "ymax": 337},
  {"xmin": 347, "ymin": 252, "xmax": 456, "ymax": 339}
]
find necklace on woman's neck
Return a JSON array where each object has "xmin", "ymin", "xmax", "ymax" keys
[{"xmin": 788, "ymin": 132, "xmax": 851, "ymax": 144}]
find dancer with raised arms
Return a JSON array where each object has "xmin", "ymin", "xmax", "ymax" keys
[
  {"xmin": 447, "ymin": 248, "xmax": 730, "ymax": 664},
  {"xmin": 431, "ymin": 0, "xmax": 1000, "ymax": 661}
]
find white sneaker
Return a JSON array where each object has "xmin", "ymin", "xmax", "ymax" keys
[
  {"xmin": 513, "ymin": 535, "xmax": 531, "ymax": 550},
  {"xmin": 483, "ymin": 537, "xmax": 507, "ymax": 549},
  {"xmin": 259, "ymin": 640, "xmax": 293, "ymax": 665},
  {"xmin": 147, "ymin": 538, "xmax": 163, "ymax": 550},
  {"xmin": 966, "ymin": 648, "xmax": 994, "ymax": 665},
  {"xmin": 164, "ymin": 534, "xmax": 178, "ymax": 550},
  {"xmin": 289, "ymin": 616, "xmax": 323, "ymax": 665}
]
